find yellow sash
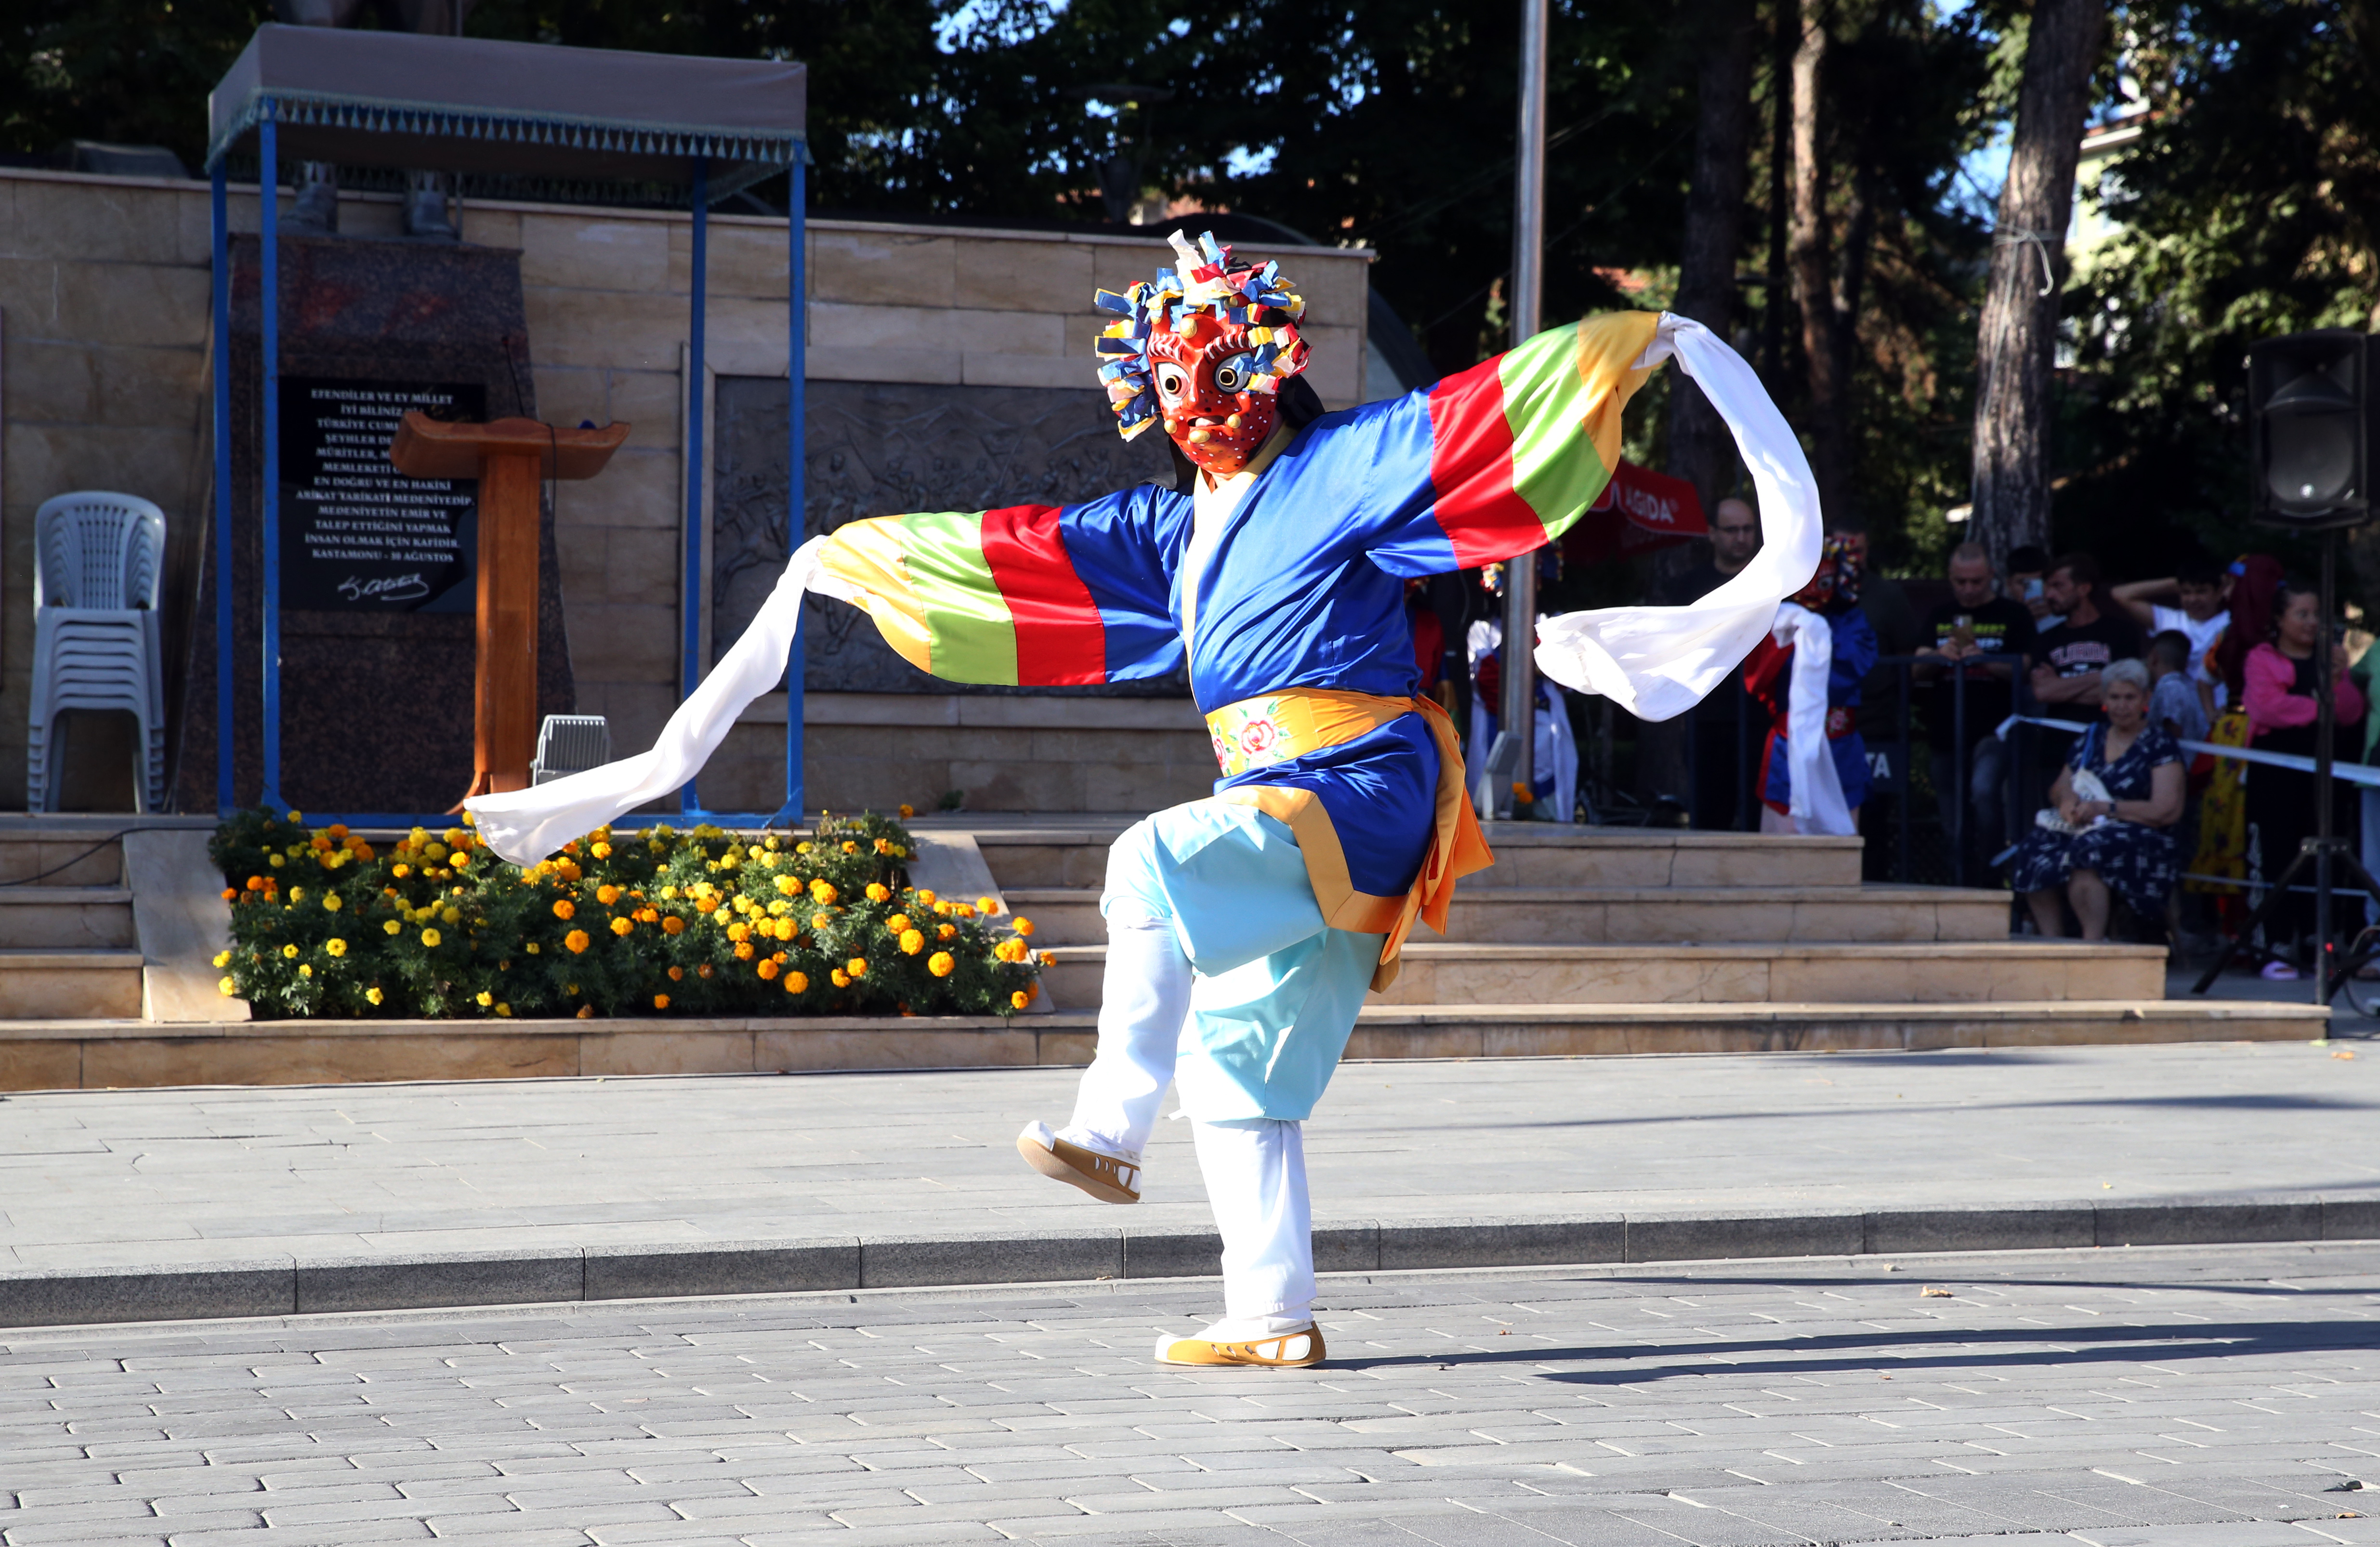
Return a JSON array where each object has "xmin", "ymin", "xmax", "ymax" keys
[{"xmin": 1204, "ymin": 689, "xmax": 1494, "ymax": 990}]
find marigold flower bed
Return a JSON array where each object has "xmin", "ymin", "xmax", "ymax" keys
[{"xmin": 209, "ymin": 808, "xmax": 1044, "ymax": 1021}]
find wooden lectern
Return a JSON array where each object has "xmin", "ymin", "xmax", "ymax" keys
[{"xmin": 388, "ymin": 412, "xmax": 631, "ymax": 804}]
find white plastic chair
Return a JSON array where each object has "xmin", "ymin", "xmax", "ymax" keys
[{"xmin": 30, "ymin": 492, "xmax": 167, "ymax": 813}]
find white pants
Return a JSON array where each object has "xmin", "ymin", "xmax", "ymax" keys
[{"xmin": 1065, "ymin": 910, "xmax": 1316, "ymax": 1322}]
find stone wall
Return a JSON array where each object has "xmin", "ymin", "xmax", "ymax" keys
[{"xmin": 0, "ymin": 167, "xmax": 1377, "ymax": 813}]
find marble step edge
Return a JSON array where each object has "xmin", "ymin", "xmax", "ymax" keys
[
  {"xmin": 1003, "ymin": 885, "xmax": 2011, "ymax": 907},
  {"xmin": 1038, "ymin": 940, "xmax": 2170, "ymax": 962},
  {"xmin": 0, "ymin": 997, "xmax": 2319, "ymax": 1040},
  {"xmin": 2, "ymin": 1188, "xmax": 2372, "ymax": 1330},
  {"xmin": 0, "ymin": 950, "xmax": 145, "ymax": 969},
  {"xmin": 0, "ymin": 888, "xmax": 134, "ymax": 906}
]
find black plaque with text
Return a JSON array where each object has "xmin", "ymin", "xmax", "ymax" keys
[{"xmin": 278, "ymin": 378, "xmax": 485, "ymax": 613}]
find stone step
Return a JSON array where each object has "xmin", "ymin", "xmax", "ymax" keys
[
  {"xmin": 0, "ymin": 888, "xmax": 137, "ymax": 951},
  {"xmin": 1035, "ymin": 939, "xmax": 2166, "ymax": 1010},
  {"xmin": 0, "ymin": 997, "xmax": 2323, "ymax": 1090},
  {"xmin": 0, "ymin": 830, "xmax": 123, "ymax": 887},
  {"xmin": 0, "ymin": 951, "xmax": 146, "ymax": 1024},
  {"xmin": 1005, "ymin": 883, "xmax": 2014, "ymax": 947},
  {"xmin": 959, "ymin": 820, "xmax": 1864, "ymax": 892}
]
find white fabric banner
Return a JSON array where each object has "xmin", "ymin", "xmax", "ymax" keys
[
  {"xmin": 1533, "ymin": 312, "xmax": 1823, "ymax": 722},
  {"xmin": 1770, "ymin": 601, "xmax": 1854, "ymax": 836}
]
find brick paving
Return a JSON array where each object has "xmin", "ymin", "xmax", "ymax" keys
[{"xmin": 3, "ymin": 1242, "xmax": 2377, "ymax": 1545}]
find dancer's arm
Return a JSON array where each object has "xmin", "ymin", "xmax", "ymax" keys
[{"xmin": 814, "ymin": 487, "xmax": 1190, "ymax": 687}]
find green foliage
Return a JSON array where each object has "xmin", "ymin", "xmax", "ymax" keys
[{"xmin": 209, "ymin": 808, "xmax": 1043, "ymax": 1021}]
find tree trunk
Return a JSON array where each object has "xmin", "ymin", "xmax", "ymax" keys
[
  {"xmin": 1970, "ymin": 0, "xmax": 2109, "ymax": 570},
  {"xmin": 1665, "ymin": 0, "xmax": 1759, "ymax": 523},
  {"xmin": 1788, "ymin": 13, "xmax": 1855, "ymax": 523}
]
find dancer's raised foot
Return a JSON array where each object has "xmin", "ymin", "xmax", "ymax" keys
[
  {"xmin": 1154, "ymin": 1315, "xmax": 1325, "ymax": 1368},
  {"xmin": 1016, "ymin": 1121, "xmax": 1141, "ymax": 1204}
]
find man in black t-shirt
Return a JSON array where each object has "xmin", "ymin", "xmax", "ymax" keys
[
  {"xmin": 2030, "ymin": 552, "xmax": 2144, "ymax": 707},
  {"xmin": 1660, "ymin": 497, "xmax": 1763, "ymax": 826},
  {"xmin": 1917, "ymin": 543, "xmax": 2037, "ymax": 871}
]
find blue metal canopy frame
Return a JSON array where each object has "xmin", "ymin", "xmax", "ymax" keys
[{"xmin": 203, "ymin": 26, "xmax": 809, "ymax": 832}]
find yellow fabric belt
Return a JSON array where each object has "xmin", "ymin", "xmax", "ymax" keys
[
  {"xmin": 1205, "ymin": 689, "xmax": 1416, "ymax": 775},
  {"xmin": 1204, "ymin": 688, "xmax": 1495, "ymax": 992}
]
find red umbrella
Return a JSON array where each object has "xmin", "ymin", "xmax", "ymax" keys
[{"xmin": 1561, "ymin": 460, "xmax": 1708, "ymax": 566}]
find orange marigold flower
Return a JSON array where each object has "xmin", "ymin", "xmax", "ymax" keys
[
  {"xmin": 653, "ymin": 993, "xmax": 671, "ymax": 1010},
  {"xmin": 1011, "ymin": 990, "xmax": 1030, "ymax": 1010},
  {"xmin": 886, "ymin": 913, "xmax": 910, "ymax": 934},
  {"xmin": 841, "ymin": 840, "xmax": 859, "ymax": 854},
  {"xmin": 696, "ymin": 895, "xmax": 720, "ymax": 913},
  {"xmin": 246, "ymin": 875, "xmax": 265, "ymax": 891},
  {"xmin": 596, "ymin": 884, "xmax": 621, "ymax": 906},
  {"xmin": 865, "ymin": 883, "xmax": 891, "ymax": 903},
  {"xmin": 775, "ymin": 917, "xmax": 798, "ymax": 941},
  {"xmin": 898, "ymin": 804, "xmax": 916, "ymax": 819},
  {"xmin": 726, "ymin": 922, "xmax": 751, "ymax": 943},
  {"xmin": 927, "ymin": 951, "xmax": 956, "ymax": 978},
  {"xmin": 610, "ymin": 916, "xmax": 633, "ymax": 937},
  {"xmin": 327, "ymin": 823, "xmax": 349, "ymax": 840},
  {"xmin": 552, "ymin": 899, "xmax": 575, "ymax": 920},
  {"xmin": 222, "ymin": 887, "xmax": 238, "ymax": 902},
  {"xmin": 830, "ymin": 968, "xmax": 850, "ymax": 988},
  {"xmin": 846, "ymin": 957, "xmax": 868, "ymax": 978},
  {"xmin": 757, "ymin": 959, "xmax": 780, "ymax": 980},
  {"xmin": 668, "ymin": 965, "xmax": 684, "ymax": 981},
  {"xmin": 698, "ymin": 963, "xmax": 715, "ymax": 979},
  {"xmin": 734, "ymin": 941, "xmax": 755, "ymax": 960},
  {"xmin": 1040, "ymin": 951, "xmax": 1057, "ymax": 966},
  {"xmin": 558, "ymin": 859, "xmax": 582, "ymax": 881},
  {"xmin": 661, "ymin": 915, "xmax": 686, "ymax": 936},
  {"xmin": 938, "ymin": 923, "xmax": 956, "ymax": 940},
  {"xmin": 954, "ymin": 904, "xmax": 975, "ymax": 920},
  {"xmin": 977, "ymin": 896, "xmax": 1000, "ymax": 914},
  {"xmin": 899, "ymin": 928, "xmax": 925, "ymax": 955},
  {"xmin": 1012, "ymin": 917, "xmax": 1035, "ymax": 938},
  {"xmin": 564, "ymin": 929, "xmax": 591, "ymax": 954},
  {"xmin": 809, "ymin": 879, "xmax": 837, "ymax": 905},
  {"xmin": 785, "ymin": 971, "xmax": 809, "ymax": 993},
  {"xmin": 577, "ymin": 1004, "xmax": 595, "ymax": 1019}
]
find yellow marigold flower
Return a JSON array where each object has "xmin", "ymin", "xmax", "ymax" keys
[
  {"xmin": 830, "ymin": 968, "xmax": 850, "ymax": 988},
  {"xmin": 847, "ymin": 957, "xmax": 868, "ymax": 978},
  {"xmin": 299, "ymin": 964, "xmax": 314, "ymax": 978},
  {"xmin": 795, "ymin": 840, "xmax": 814, "ymax": 855},
  {"xmin": 591, "ymin": 842, "xmax": 612, "ymax": 859},
  {"xmin": 366, "ymin": 986, "xmax": 385, "ymax": 1006},
  {"xmin": 938, "ymin": 923, "xmax": 956, "ymax": 941},
  {"xmin": 842, "ymin": 840, "xmax": 859, "ymax": 854},
  {"xmin": 662, "ymin": 915, "xmax": 686, "ymax": 936},
  {"xmin": 527, "ymin": 942, "xmax": 541, "ymax": 954},
  {"xmin": 653, "ymin": 993, "xmax": 671, "ymax": 1010},
  {"xmin": 496, "ymin": 1003, "xmax": 511, "ymax": 1017},
  {"xmin": 553, "ymin": 899, "xmax": 575, "ymax": 920},
  {"xmin": 212, "ymin": 950, "xmax": 232, "ymax": 969},
  {"xmin": 865, "ymin": 883, "xmax": 891, "ymax": 903},
  {"xmin": 440, "ymin": 906, "xmax": 460, "ymax": 925},
  {"xmin": 384, "ymin": 919, "xmax": 402, "ymax": 936},
  {"xmin": 775, "ymin": 918, "xmax": 798, "ymax": 941},
  {"xmin": 727, "ymin": 922, "xmax": 751, "ymax": 943},
  {"xmin": 809, "ymin": 880, "xmax": 837, "ymax": 905},
  {"xmin": 287, "ymin": 809, "xmax": 303, "ymax": 822},
  {"xmin": 424, "ymin": 842, "xmax": 448, "ymax": 862},
  {"xmin": 1011, "ymin": 990, "xmax": 1030, "ymax": 1011},
  {"xmin": 596, "ymin": 884, "xmax": 621, "ymax": 906},
  {"xmin": 976, "ymin": 895, "xmax": 1000, "ymax": 915},
  {"xmin": 290, "ymin": 886, "xmax": 307, "ymax": 903},
  {"xmin": 392, "ymin": 863, "xmax": 409, "ymax": 878},
  {"xmin": 1012, "ymin": 917, "xmax": 1035, "ymax": 938},
  {"xmin": 282, "ymin": 943, "xmax": 300, "ymax": 959},
  {"xmin": 734, "ymin": 941, "xmax": 755, "ymax": 960},
  {"xmin": 421, "ymin": 928, "xmax": 443, "ymax": 947},
  {"xmin": 476, "ymin": 991, "xmax": 493, "ymax": 1007},
  {"xmin": 270, "ymin": 854, "xmax": 285, "ymax": 868},
  {"xmin": 451, "ymin": 851, "xmax": 472, "ymax": 869},
  {"xmin": 218, "ymin": 975, "xmax": 236, "ymax": 995},
  {"xmin": 326, "ymin": 939, "xmax": 348, "ymax": 958},
  {"xmin": 757, "ymin": 959, "xmax": 780, "ymax": 980},
  {"xmin": 323, "ymin": 894, "xmax": 342, "ymax": 912},
  {"xmin": 564, "ymin": 929, "xmax": 591, "ymax": 954},
  {"xmin": 899, "ymin": 928, "xmax": 925, "ymax": 955},
  {"xmin": 785, "ymin": 971, "xmax": 808, "ymax": 994},
  {"xmin": 886, "ymin": 913, "xmax": 910, "ymax": 934}
]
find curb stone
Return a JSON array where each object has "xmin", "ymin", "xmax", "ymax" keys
[{"xmin": 4, "ymin": 1191, "xmax": 2377, "ymax": 1329}]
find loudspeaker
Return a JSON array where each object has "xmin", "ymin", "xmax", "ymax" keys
[{"xmin": 2249, "ymin": 330, "xmax": 2374, "ymax": 527}]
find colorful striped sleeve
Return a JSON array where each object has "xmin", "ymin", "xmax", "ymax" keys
[
  {"xmin": 814, "ymin": 487, "xmax": 1187, "ymax": 687},
  {"xmin": 1362, "ymin": 311, "xmax": 1664, "ymax": 578}
]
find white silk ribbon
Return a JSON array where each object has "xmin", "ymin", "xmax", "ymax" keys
[{"xmin": 1770, "ymin": 601, "xmax": 1854, "ymax": 836}]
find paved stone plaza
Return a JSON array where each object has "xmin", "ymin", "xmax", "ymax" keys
[
  {"xmin": 3, "ymin": 1042, "xmax": 2376, "ymax": 1275},
  {"xmin": 0, "ymin": 1242, "xmax": 2374, "ymax": 1545}
]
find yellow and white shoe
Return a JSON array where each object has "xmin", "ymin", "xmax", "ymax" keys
[
  {"xmin": 1155, "ymin": 1319, "xmax": 1326, "ymax": 1368},
  {"xmin": 1016, "ymin": 1121, "xmax": 1141, "ymax": 1204}
]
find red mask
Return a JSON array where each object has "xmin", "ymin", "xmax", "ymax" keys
[{"xmin": 1149, "ymin": 313, "xmax": 1277, "ymax": 478}]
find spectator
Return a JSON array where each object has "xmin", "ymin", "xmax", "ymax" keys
[
  {"xmin": 2007, "ymin": 544, "xmax": 2059, "ymax": 630},
  {"xmin": 1916, "ymin": 542, "xmax": 2036, "ymax": 870},
  {"xmin": 1662, "ymin": 496, "xmax": 1763, "ymax": 827},
  {"xmin": 2147, "ymin": 630, "xmax": 2210, "ymax": 744},
  {"xmin": 2243, "ymin": 577, "xmax": 2367, "ymax": 978},
  {"xmin": 2029, "ymin": 553, "xmax": 2145, "ymax": 707},
  {"xmin": 2008, "ymin": 660, "xmax": 2185, "ymax": 941},
  {"xmin": 1660, "ymin": 497, "xmax": 1761, "ymax": 604},
  {"xmin": 2112, "ymin": 556, "xmax": 2231, "ymax": 711},
  {"xmin": 2188, "ymin": 555, "xmax": 2285, "ymax": 935},
  {"xmin": 1743, "ymin": 538, "xmax": 1878, "ymax": 834}
]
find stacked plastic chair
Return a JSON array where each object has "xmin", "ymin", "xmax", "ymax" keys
[{"xmin": 29, "ymin": 493, "xmax": 167, "ymax": 813}]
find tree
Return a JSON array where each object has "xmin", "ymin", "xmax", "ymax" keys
[
  {"xmin": 1967, "ymin": 0, "xmax": 2108, "ymax": 571},
  {"xmin": 1666, "ymin": 0, "xmax": 1760, "ymax": 516}
]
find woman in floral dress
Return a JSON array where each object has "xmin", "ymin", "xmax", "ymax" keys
[{"xmin": 2010, "ymin": 659, "xmax": 2185, "ymax": 940}]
